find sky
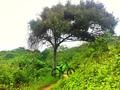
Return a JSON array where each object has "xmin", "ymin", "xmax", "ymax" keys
[{"xmin": 0, "ymin": 0, "xmax": 120, "ymax": 51}]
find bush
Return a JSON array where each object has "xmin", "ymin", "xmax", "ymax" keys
[{"xmin": 3, "ymin": 53, "xmax": 15, "ymax": 59}]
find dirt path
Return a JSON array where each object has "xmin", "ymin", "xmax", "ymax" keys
[
  {"xmin": 41, "ymin": 75, "xmax": 68, "ymax": 90},
  {"xmin": 42, "ymin": 83, "xmax": 55, "ymax": 90}
]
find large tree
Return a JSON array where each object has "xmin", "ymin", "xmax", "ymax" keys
[{"xmin": 28, "ymin": 0, "xmax": 118, "ymax": 68}]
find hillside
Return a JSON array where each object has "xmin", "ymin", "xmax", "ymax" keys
[
  {"xmin": 51, "ymin": 37, "xmax": 120, "ymax": 90},
  {"xmin": 0, "ymin": 37, "xmax": 120, "ymax": 90}
]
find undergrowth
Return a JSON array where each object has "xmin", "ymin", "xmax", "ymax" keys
[
  {"xmin": 0, "ymin": 35, "xmax": 120, "ymax": 90},
  {"xmin": 51, "ymin": 36, "xmax": 120, "ymax": 90}
]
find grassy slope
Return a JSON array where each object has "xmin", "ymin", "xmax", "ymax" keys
[
  {"xmin": 0, "ymin": 38, "xmax": 120, "ymax": 90},
  {"xmin": 51, "ymin": 39, "xmax": 120, "ymax": 90}
]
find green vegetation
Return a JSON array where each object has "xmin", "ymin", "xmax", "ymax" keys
[
  {"xmin": 0, "ymin": 1, "xmax": 119, "ymax": 90},
  {"xmin": 0, "ymin": 47, "xmax": 58, "ymax": 90},
  {"xmin": 0, "ymin": 36, "xmax": 120, "ymax": 90},
  {"xmin": 51, "ymin": 36, "xmax": 120, "ymax": 90}
]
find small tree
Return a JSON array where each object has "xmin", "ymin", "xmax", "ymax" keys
[{"xmin": 28, "ymin": 0, "xmax": 118, "ymax": 68}]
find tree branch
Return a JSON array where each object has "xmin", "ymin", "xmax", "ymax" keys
[
  {"xmin": 58, "ymin": 34, "xmax": 72, "ymax": 45},
  {"xmin": 47, "ymin": 38, "xmax": 54, "ymax": 47}
]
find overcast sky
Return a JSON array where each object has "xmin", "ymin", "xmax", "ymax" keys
[{"xmin": 0, "ymin": 0, "xmax": 120, "ymax": 51}]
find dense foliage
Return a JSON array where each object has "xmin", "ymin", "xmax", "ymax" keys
[
  {"xmin": 51, "ymin": 36, "xmax": 120, "ymax": 90},
  {"xmin": 0, "ymin": 35, "xmax": 120, "ymax": 89},
  {"xmin": 0, "ymin": 48, "xmax": 58, "ymax": 90}
]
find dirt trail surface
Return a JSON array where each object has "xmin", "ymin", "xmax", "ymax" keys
[
  {"xmin": 41, "ymin": 75, "xmax": 68, "ymax": 90},
  {"xmin": 42, "ymin": 83, "xmax": 55, "ymax": 90}
]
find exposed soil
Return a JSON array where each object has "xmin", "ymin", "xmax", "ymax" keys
[
  {"xmin": 41, "ymin": 74, "xmax": 68, "ymax": 90},
  {"xmin": 42, "ymin": 83, "xmax": 55, "ymax": 90}
]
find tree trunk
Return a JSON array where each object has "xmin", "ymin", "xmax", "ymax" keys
[{"xmin": 53, "ymin": 47, "xmax": 57, "ymax": 68}]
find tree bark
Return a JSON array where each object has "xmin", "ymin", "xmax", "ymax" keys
[{"xmin": 53, "ymin": 47, "xmax": 57, "ymax": 69}]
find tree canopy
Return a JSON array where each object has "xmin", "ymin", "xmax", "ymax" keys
[{"xmin": 28, "ymin": 0, "xmax": 118, "ymax": 68}]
